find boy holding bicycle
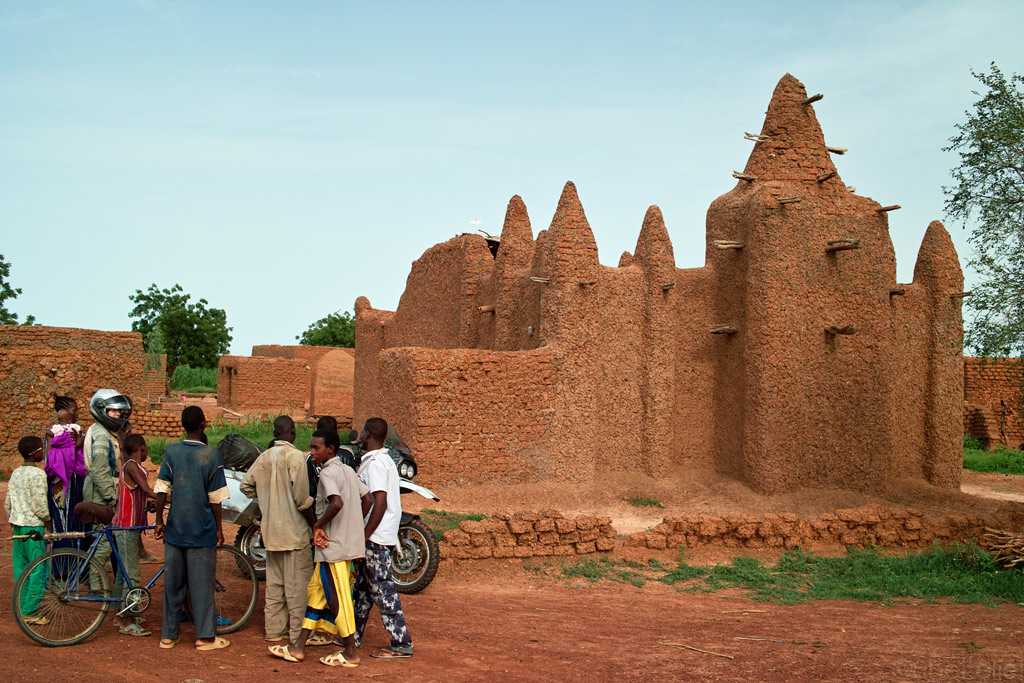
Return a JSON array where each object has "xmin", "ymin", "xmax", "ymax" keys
[{"xmin": 5, "ymin": 436, "xmax": 51, "ymax": 625}]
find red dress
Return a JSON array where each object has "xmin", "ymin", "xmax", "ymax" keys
[{"xmin": 114, "ymin": 460, "xmax": 148, "ymax": 528}]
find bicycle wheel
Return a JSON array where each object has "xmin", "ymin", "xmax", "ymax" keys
[
  {"xmin": 213, "ymin": 544, "xmax": 258, "ymax": 635},
  {"xmin": 13, "ymin": 548, "xmax": 112, "ymax": 647}
]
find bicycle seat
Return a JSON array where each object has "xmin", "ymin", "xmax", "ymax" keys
[{"xmin": 74, "ymin": 501, "xmax": 115, "ymax": 525}]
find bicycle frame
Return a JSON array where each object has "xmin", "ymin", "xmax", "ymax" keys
[{"xmin": 63, "ymin": 525, "xmax": 164, "ymax": 607}]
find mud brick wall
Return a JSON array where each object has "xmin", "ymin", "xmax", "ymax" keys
[
  {"xmin": 141, "ymin": 353, "xmax": 167, "ymax": 402},
  {"xmin": 242, "ymin": 345, "xmax": 354, "ymax": 422},
  {"xmin": 253, "ymin": 344, "xmax": 354, "ymax": 361},
  {"xmin": 308, "ymin": 349, "xmax": 354, "ymax": 424},
  {"xmin": 0, "ymin": 325, "xmax": 146, "ymax": 471},
  {"xmin": 440, "ymin": 511, "xmax": 616, "ymax": 560},
  {"xmin": 963, "ymin": 357, "xmax": 1024, "ymax": 450},
  {"xmin": 131, "ymin": 409, "xmax": 185, "ymax": 439},
  {"xmin": 373, "ymin": 347, "xmax": 555, "ymax": 485},
  {"xmin": 356, "ymin": 73, "xmax": 964, "ymax": 495},
  {"xmin": 217, "ymin": 355, "xmax": 311, "ymax": 414},
  {"xmin": 628, "ymin": 505, "xmax": 1013, "ymax": 551}
]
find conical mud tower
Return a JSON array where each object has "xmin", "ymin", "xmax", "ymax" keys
[{"xmin": 354, "ymin": 74, "xmax": 964, "ymax": 493}]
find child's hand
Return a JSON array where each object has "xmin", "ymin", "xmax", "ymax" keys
[{"xmin": 313, "ymin": 528, "xmax": 329, "ymax": 548}]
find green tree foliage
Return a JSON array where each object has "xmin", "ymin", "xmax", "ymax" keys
[
  {"xmin": 297, "ymin": 310, "xmax": 355, "ymax": 347},
  {"xmin": 129, "ymin": 284, "xmax": 231, "ymax": 373},
  {"xmin": 944, "ymin": 63, "xmax": 1024, "ymax": 356},
  {"xmin": 0, "ymin": 254, "xmax": 36, "ymax": 325}
]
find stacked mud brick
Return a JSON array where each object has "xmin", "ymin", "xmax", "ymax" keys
[
  {"xmin": 131, "ymin": 410, "xmax": 185, "ymax": 439},
  {"xmin": 963, "ymin": 357, "xmax": 1024, "ymax": 450},
  {"xmin": 440, "ymin": 511, "xmax": 616, "ymax": 560},
  {"xmin": 629, "ymin": 506, "xmax": 1013, "ymax": 551},
  {"xmin": 356, "ymin": 73, "xmax": 965, "ymax": 495}
]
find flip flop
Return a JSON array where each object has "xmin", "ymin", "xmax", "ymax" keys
[
  {"xmin": 370, "ymin": 647, "xmax": 412, "ymax": 660},
  {"xmin": 320, "ymin": 651, "xmax": 359, "ymax": 668},
  {"xmin": 268, "ymin": 644, "xmax": 303, "ymax": 662},
  {"xmin": 24, "ymin": 614, "xmax": 50, "ymax": 626},
  {"xmin": 196, "ymin": 636, "xmax": 230, "ymax": 651},
  {"xmin": 306, "ymin": 633, "xmax": 341, "ymax": 647},
  {"xmin": 119, "ymin": 622, "xmax": 152, "ymax": 637},
  {"xmin": 159, "ymin": 638, "xmax": 178, "ymax": 649}
]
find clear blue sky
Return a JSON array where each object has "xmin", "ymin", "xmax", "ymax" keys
[{"xmin": 2, "ymin": 1, "xmax": 1021, "ymax": 354}]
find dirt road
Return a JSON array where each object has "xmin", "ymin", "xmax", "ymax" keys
[{"xmin": 1, "ymin": 553, "xmax": 1021, "ymax": 683}]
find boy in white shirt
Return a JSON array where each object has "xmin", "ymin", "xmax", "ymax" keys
[
  {"xmin": 5, "ymin": 436, "xmax": 51, "ymax": 624},
  {"xmin": 353, "ymin": 417, "xmax": 413, "ymax": 659}
]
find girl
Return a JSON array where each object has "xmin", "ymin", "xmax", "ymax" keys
[{"xmin": 45, "ymin": 395, "xmax": 87, "ymax": 551}]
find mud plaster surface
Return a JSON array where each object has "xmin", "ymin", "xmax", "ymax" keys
[{"xmin": 355, "ymin": 73, "xmax": 964, "ymax": 501}]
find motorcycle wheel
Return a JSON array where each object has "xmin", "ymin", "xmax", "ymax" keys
[
  {"xmin": 392, "ymin": 518, "xmax": 439, "ymax": 594},
  {"xmin": 234, "ymin": 524, "xmax": 267, "ymax": 581}
]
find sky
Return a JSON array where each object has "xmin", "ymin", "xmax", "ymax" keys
[{"xmin": 1, "ymin": 1, "xmax": 1022, "ymax": 354}]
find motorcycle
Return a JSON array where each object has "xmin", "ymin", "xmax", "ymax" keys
[{"xmin": 220, "ymin": 436, "xmax": 442, "ymax": 594}]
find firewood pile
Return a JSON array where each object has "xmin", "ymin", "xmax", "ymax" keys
[{"xmin": 981, "ymin": 528, "xmax": 1024, "ymax": 568}]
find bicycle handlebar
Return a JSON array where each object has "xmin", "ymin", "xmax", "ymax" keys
[{"xmin": 10, "ymin": 524, "xmax": 156, "ymax": 541}]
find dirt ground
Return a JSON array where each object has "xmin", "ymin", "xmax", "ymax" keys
[
  {"xmin": 961, "ymin": 470, "xmax": 1024, "ymax": 504},
  {"xmin": 0, "ymin": 547, "xmax": 1022, "ymax": 683},
  {"xmin": 2, "ymin": 475, "xmax": 1024, "ymax": 682}
]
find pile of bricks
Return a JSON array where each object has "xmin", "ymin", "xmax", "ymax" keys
[
  {"xmin": 628, "ymin": 505, "xmax": 1010, "ymax": 550},
  {"xmin": 440, "ymin": 511, "xmax": 616, "ymax": 559},
  {"xmin": 132, "ymin": 410, "xmax": 185, "ymax": 439}
]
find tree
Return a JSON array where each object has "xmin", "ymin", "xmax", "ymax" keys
[
  {"xmin": 297, "ymin": 310, "xmax": 355, "ymax": 347},
  {"xmin": 0, "ymin": 254, "xmax": 36, "ymax": 325},
  {"xmin": 943, "ymin": 62, "xmax": 1024, "ymax": 356},
  {"xmin": 129, "ymin": 283, "xmax": 232, "ymax": 373}
]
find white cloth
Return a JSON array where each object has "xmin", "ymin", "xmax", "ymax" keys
[{"xmin": 357, "ymin": 448, "xmax": 402, "ymax": 546}]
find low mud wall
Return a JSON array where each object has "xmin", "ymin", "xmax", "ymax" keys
[
  {"xmin": 439, "ymin": 511, "xmax": 616, "ymax": 559},
  {"xmin": 132, "ymin": 410, "xmax": 186, "ymax": 439},
  {"xmin": 627, "ymin": 505, "xmax": 1015, "ymax": 550}
]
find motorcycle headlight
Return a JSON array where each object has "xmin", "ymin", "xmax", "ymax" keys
[{"xmin": 400, "ymin": 462, "xmax": 414, "ymax": 478}]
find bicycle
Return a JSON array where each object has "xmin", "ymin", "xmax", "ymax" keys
[{"xmin": 12, "ymin": 524, "xmax": 258, "ymax": 647}]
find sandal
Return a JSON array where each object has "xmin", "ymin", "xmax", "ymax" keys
[
  {"xmin": 196, "ymin": 636, "xmax": 230, "ymax": 651},
  {"xmin": 24, "ymin": 614, "xmax": 50, "ymax": 626},
  {"xmin": 119, "ymin": 622, "xmax": 152, "ymax": 637},
  {"xmin": 159, "ymin": 638, "xmax": 178, "ymax": 649},
  {"xmin": 306, "ymin": 633, "xmax": 340, "ymax": 647},
  {"xmin": 370, "ymin": 647, "xmax": 412, "ymax": 660},
  {"xmin": 268, "ymin": 644, "xmax": 303, "ymax": 662},
  {"xmin": 320, "ymin": 651, "xmax": 359, "ymax": 668}
]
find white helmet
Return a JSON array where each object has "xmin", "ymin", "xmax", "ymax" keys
[{"xmin": 89, "ymin": 389, "xmax": 132, "ymax": 432}]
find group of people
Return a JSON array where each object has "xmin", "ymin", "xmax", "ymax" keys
[{"xmin": 5, "ymin": 387, "xmax": 413, "ymax": 668}]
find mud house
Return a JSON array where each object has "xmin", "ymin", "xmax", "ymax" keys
[{"xmin": 218, "ymin": 344, "xmax": 355, "ymax": 423}]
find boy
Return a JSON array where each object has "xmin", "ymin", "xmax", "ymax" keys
[
  {"xmin": 5, "ymin": 436, "xmax": 51, "ymax": 625},
  {"xmin": 154, "ymin": 406, "xmax": 230, "ymax": 651},
  {"xmin": 113, "ymin": 434, "xmax": 156, "ymax": 636},
  {"xmin": 353, "ymin": 417, "xmax": 413, "ymax": 659},
  {"xmin": 241, "ymin": 416, "xmax": 315, "ymax": 645},
  {"xmin": 268, "ymin": 429, "xmax": 369, "ymax": 667}
]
